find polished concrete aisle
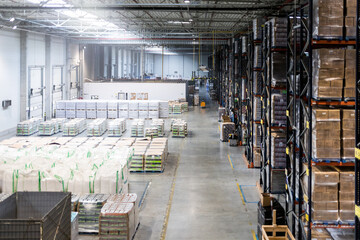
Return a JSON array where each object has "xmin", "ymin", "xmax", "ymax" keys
[{"xmin": 79, "ymin": 90, "xmax": 260, "ymax": 240}]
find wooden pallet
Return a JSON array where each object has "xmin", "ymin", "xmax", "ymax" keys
[{"xmin": 261, "ymin": 210, "xmax": 295, "ymax": 240}]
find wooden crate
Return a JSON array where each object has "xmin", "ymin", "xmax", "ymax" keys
[{"xmin": 261, "ymin": 210, "xmax": 295, "ymax": 240}]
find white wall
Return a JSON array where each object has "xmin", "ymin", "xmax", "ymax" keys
[
  {"xmin": 83, "ymin": 82, "xmax": 186, "ymax": 101},
  {"xmin": 0, "ymin": 30, "xmax": 20, "ymax": 134},
  {"xmin": 154, "ymin": 53, "xmax": 209, "ymax": 79}
]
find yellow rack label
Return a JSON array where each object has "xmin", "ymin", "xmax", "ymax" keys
[
  {"xmin": 304, "ymin": 194, "xmax": 308, "ymax": 203},
  {"xmin": 285, "ymin": 184, "xmax": 288, "ymax": 190},
  {"xmin": 306, "ymin": 169, "xmax": 309, "ymax": 176},
  {"xmin": 267, "ymin": 100, "xmax": 270, "ymax": 106},
  {"xmin": 306, "ymin": 121, "xmax": 309, "ymax": 129},
  {"xmin": 356, "ymin": 205, "xmax": 360, "ymax": 218},
  {"xmin": 286, "ymin": 110, "xmax": 289, "ymax": 117},
  {"xmin": 355, "ymin": 148, "xmax": 360, "ymax": 160},
  {"xmin": 261, "ymin": 119, "xmax": 263, "ymax": 125},
  {"xmin": 286, "ymin": 147, "xmax": 289, "ymax": 155},
  {"xmin": 261, "ymin": 97, "xmax": 263, "ymax": 101},
  {"xmin": 305, "ymin": 214, "xmax": 309, "ymax": 222}
]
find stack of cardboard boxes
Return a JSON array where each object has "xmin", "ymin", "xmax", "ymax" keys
[
  {"xmin": 342, "ymin": 110, "xmax": 355, "ymax": 159},
  {"xmin": 337, "ymin": 167, "xmax": 355, "ymax": 222},
  {"xmin": 313, "ymin": 0, "xmax": 343, "ymax": 38},
  {"xmin": 305, "ymin": 166, "xmax": 339, "ymax": 222},
  {"xmin": 312, "ymin": 109, "xmax": 341, "ymax": 160},
  {"xmin": 313, "ymin": 49, "xmax": 344, "ymax": 99},
  {"xmin": 345, "ymin": 0, "xmax": 356, "ymax": 37},
  {"xmin": 345, "ymin": 49, "xmax": 356, "ymax": 99}
]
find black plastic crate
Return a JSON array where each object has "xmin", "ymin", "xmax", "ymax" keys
[{"xmin": 0, "ymin": 192, "xmax": 71, "ymax": 240}]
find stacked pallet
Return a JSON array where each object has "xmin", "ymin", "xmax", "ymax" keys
[
  {"xmin": 181, "ymin": 102, "xmax": 188, "ymax": 112},
  {"xmin": 16, "ymin": 118, "xmax": 41, "ymax": 136},
  {"xmin": 345, "ymin": 0, "xmax": 356, "ymax": 37},
  {"xmin": 63, "ymin": 118, "xmax": 87, "ymax": 136},
  {"xmin": 271, "ymin": 53, "xmax": 287, "ymax": 87},
  {"xmin": 55, "ymin": 101, "xmax": 66, "ymax": 118},
  {"xmin": 253, "ymin": 18, "xmax": 265, "ymax": 40},
  {"xmin": 139, "ymin": 101, "xmax": 149, "ymax": 119},
  {"xmin": 342, "ymin": 110, "xmax": 355, "ymax": 159},
  {"xmin": 149, "ymin": 101, "xmax": 160, "ymax": 119},
  {"xmin": 151, "ymin": 119, "xmax": 165, "ymax": 137},
  {"xmin": 86, "ymin": 101, "xmax": 97, "ymax": 119},
  {"xmin": 145, "ymin": 149, "xmax": 165, "ymax": 172},
  {"xmin": 220, "ymin": 122, "xmax": 235, "ymax": 142},
  {"xmin": 108, "ymin": 118, "xmax": 127, "ymax": 137},
  {"xmin": 159, "ymin": 101, "xmax": 169, "ymax": 118},
  {"xmin": 129, "ymin": 101, "xmax": 139, "ymax": 119},
  {"xmin": 313, "ymin": 0, "xmax": 343, "ymax": 38},
  {"xmin": 130, "ymin": 119, "xmax": 145, "ymax": 137},
  {"xmin": 145, "ymin": 127, "xmax": 159, "ymax": 138},
  {"xmin": 268, "ymin": 17, "xmax": 287, "ymax": 47},
  {"xmin": 344, "ymin": 49, "xmax": 356, "ymax": 99},
  {"xmin": 87, "ymin": 118, "xmax": 107, "ymax": 137},
  {"xmin": 271, "ymin": 93, "xmax": 286, "ymax": 126},
  {"xmin": 76, "ymin": 101, "xmax": 86, "ymax": 118},
  {"xmin": 107, "ymin": 101, "xmax": 118, "ymax": 119},
  {"xmin": 71, "ymin": 212, "xmax": 79, "ymax": 240},
  {"xmin": 38, "ymin": 120, "xmax": 57, "ymax": 136},
  {"xmin": 336, "ymin": 166, "xmax": 355, "ymax": 223},
  {"xmin": 172, "ymin": 119, "xmax": 188, "ymax": 138},
  {"xmin": 78, "ymin": 194, "xmax": 109, "ymax": 233},
  {"xmin": 313, "ymin": 49, "xmax": 344, "ymax": 99},
  {"xmin": 119, "ymin": 101, "xmax": 129, "ymax": 118},
  {"xmin": 311, "ymin": 109, "xmax": 341, "ymax": 161},
  {"xmin": 66, "ymin": 101, "xmax": 76, "ymax": 119},
  {"xmin": 97, "ymin": 101, "xmax": 108, "ymax": 118},
  {"xmin": 173, "ymin": 103, "xmax": 182, "ymax": 114}
]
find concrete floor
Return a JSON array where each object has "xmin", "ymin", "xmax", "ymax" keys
[{"xmin": 3, "ymin": 87, "xmax": 261, "ymax": 240}]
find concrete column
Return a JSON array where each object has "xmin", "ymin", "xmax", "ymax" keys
[
  {"xmin": 45, "ymin": 35, "xmax": 51, "ymax": 119},
  {"xmin": 114, "ymin": 47, "xmax": 119, "ymax": 78},
  {"xmin": 20, "ymin": 31, "xmax": 27, "ymax": 121},
  {"xmin": 118, "ymin": 48, "xmax": 123, "ymax": 78},
  {"xmin": 65, "ymin": 39, "xmax": 71, "ymax": 100},
  {"xmin": 79, "ymin": 45, "xmax": 84, "ymax": 98}
]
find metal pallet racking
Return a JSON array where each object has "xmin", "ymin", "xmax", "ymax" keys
[{"xmin": 285, "ymin": 1, "xmax": 356, "ymax": 239}]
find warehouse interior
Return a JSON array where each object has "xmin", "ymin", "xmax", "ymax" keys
[{"xmin": 0, "ymin": 0, "xmax": 359, "ymax": 240}]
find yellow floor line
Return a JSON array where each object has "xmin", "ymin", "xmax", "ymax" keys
[
  {"xmin": 160, "ymin": 139, "xmax": 184, "ymax": 240},
  {"xmin": 236, "ymin": 183, "xmax": 246, "ymax": 206},
  {"xmin": 251, "ymin": 230, "xmax": 257, "ymax": 240},
  {"xmin": 227, "ymin": 154, "xmax": 234, "ymax": 170}
]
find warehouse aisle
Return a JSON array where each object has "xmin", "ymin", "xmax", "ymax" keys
[{"xmin": 162, "ymin": 89, "xmax": 260, "ymax": 240}]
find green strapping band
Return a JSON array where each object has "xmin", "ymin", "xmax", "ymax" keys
[
  {"xmin": 116, "ymin": 171, "xmax": 119, "ymax": 193},
  {"xmin": 38, "ymin": 171, "xmax": 41, "ymax": 192},
  {"xmin": 12, "ymin": 170, "xmax": 19, "ymax": 193}
]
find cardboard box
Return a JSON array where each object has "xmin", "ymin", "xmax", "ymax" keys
[
  {"xmin": 339, "ymin": 210, "xmax": 354, "ymax": 221},
  {"xmin": 305, "ymin": 228, "xmax": 332, "ymax": 240},
  {"xmin": 342, "ymin": 139, "xmax": 355, "ymax": 148},
  {"xmin": 345, "ymin": 68, "xmax": 356, "ymax": 87},
  {"xmin": 312, "ymin": 191, "xmax": 338, "ymax": 202},
  {"xmin": 313, "ymin": 184, "xmax": 338, "ymax": 193},
  {"xmin": 261, "ymin": 193, "xmax": 272, "ymax": 207},
  {"xmin": 344, "ymin": 87, "xmax": 355, "ymax": 98},
  {"xmin": 314, "ymin": 129, "xmax": 341, "ymax": 139},
  {"xmin": 343, "ymin": 129, "xmax": 355, "ymax": 137},
  {"xmin": 346, "ymin": 26, "xmax": 356, "ymax": 36},
  {"xmin": 314, "ymin": 109, "xmax": 341, "ymax": 121},
  {"xmin": 340, "ymin": 201, "xmax": 355, "ymax": 211},
  {"xmin": 339, "ymin": 191, "xmax": 355, "ymax": 201},
  {"xmin": 346, "ymin": 7, "xmax": 357, "ymax": 17},
  {"xmin": 312, "ymin": 210, "xmax": 339, "ymax": 221},
  {"xmin": 342, "ymin": 119, "xmax": 356, "ymax": 130},
  {"xmin": 314, "ymin": 148, "xmax": 341, "ymax": 159},
  {"xmin": 312, "ymin": 201, "xmax": 338, "ymax": 211},
  {"xmin": 343, "ymin": 148, "xmax": 355, "ymax": 158},
  {"xmin": 313, "ymin": 166, "xmax": 339, "ymax": 184},
  {"xmin": 343, "ymin": 109, "xmax": 355, "ymax": 119},
  {"xmin": 347, "ymin": 0, "xmax": 356, "ymax": 7},
  {"xmin": 315, "ymin": 121, "xmax": 341, "ymax": 131},
  {"xmin": 318, "ymin": 68, "xmax": 344, "ymax": 81},
  {"xmin": 315, "ymin": 138, "xmax": 341, "ymax": 148},
  {"xmin": 318, "ymin": 17, "xmax": 343, "ymax": 26},
  {"xmin": 315, "ymin": 49, "xmax": 345, "ymax": 61},
  {"xmin": 318, "ymin": 87, "xmax": 342, "ymax": 98},
  {"xmin": 254, "ymin": 149, "xmax": 261, "ymax": 168},
  {"xmin": 345, "ymin": 16, "xmax": 356, "ymax": 26}
]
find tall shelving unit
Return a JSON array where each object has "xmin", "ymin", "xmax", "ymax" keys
[
  {"xmin": 285, "ymin": 1, "xmax": 356, "ymax": 239},
  {"xmin": 239, "ymin": 36, "xmax": 249, "ymax": 147},
  {"xmin": 355, "ymin": 0, "xmax": 360, "ymax": 238}
]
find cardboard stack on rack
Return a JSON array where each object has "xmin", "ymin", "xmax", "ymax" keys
[
  {"xmin": 342, "ymin": 110, "xmax": 355, "ymax": 159},
  {"xmin": 311, "ymin": 109, "xmax": 341, "ymax": 160},
  {"xmin": 345, "ymin": 49, "xmax": 356, "ymax": 99},
  {"xmin": 271, "ymin": 94, "xmax": 286, "ymax": 126},
  {"xmin": 304, "ymin": 166, "xmax": 339, "ymax": 222},
  {"xmin": 253, "ymin": 149, "xmax": 261, "ymax": 168},
  {"xmin": 254, "ymin": 97, "xmax": 262, "ymax": 121},
  {"xmin": 253, "ymin": 18, "xmax": 265, "ymax": 40},
  {"xmin": 345, "ymin": 0, "xmax": 356, "ymax": 37},
  {"xmin": 313, "ymin": 49, "xmax": 344, "ymax": 99},
  {"xmin": 313, "ymin": 0, "xmax": 343, "ymax": 38},
  {"xmin": 336, "ymin": 166, "xmax": 355, "ymax": 223},
  {"xmin": 271, "ymin": 133, "xmax": 286, "ymax": 169},
  {"xmin": 253, "ymin": 123, "xmax": 262, "ymax": 148},
  {"xmin": 268, "ymin": 17, "xmax": 287, "ymax": 47}
]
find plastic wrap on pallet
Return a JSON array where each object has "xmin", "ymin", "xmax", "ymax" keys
[
  {"xmin": 267, "ymin": 18, "xmax": 287, "ymax": 47},
  {"xmin": 66, "ymin": 101, "xmax": 76, "ymax": 110},
  {"xmin": 271, "ymin": 93, "xmax": 286, "ymax": 126},
  {"xmin": 253, "ymin": 18, "xmax": 265, "ymax": 40},
  {"xmin": 313, "ymin": 0, "xmax": 344, "ymax": 38},
  {"xmin": 108, "ymin": 118, "xmax": 126, "ymax": 137},
  {"xmin": 310, "ymin": 109, "xmax": 341, "ymax": 160},
  {"xmin": 38, "ymin": 121, "xmax": 57, "ymax": 136},
  {"xmin": 271, "ymin": 52, "xmax": 287, "ymax": 87},
  {"xmin": 253, "ymin": 123, "xmax": 262, "ymax": 147},
  {"xmin": 99, "ymin": 202, "xmax": 135, "ymax": 240},
  {"xmin": 312, "ymin": 49, "xmax": 345, "ymax": 99},
  {"xmin": 151, "ymin": 119, "xmax": 165, "ymax": 137},
  {"xmin": 342, "ymin": 109, "xmax": 355, "ymax": 159},
  {"xmin": 220, "ymin": 122, "xmax": 235, "ymax": 142},
  {"xmin": 241, "ymin": 36, "xmax": 247, "ymax": 53},
  {"xmin": 87, "ymin": 118, "xmax": 107, "ymax": 137},
  {"xmin": 253, "ymin": 45, "xmax": 262, "ymax": 68},
  {"xmin": 63, "ymin": 118, "xmax": 87, "ymax": 136},
  {"xmin": 78, "ymin": 194, "xmax": 109, "ymax": 233},
  {"xmin": 145, "ymin": 149, "xmax": 164, "ymax": 171},
  {"xmin": 253, "ymin": 71, "xmax": 262, "ymax": 94},
  {"xmin": 271, "ymin": 133, "xmax": 286, "ymax": 168},
  {"xmin": 172, "ymin": 119, "xmax": 188, "ymax": 138},
  {"xmin": 16, "ymin": 118, "xmax": 41, "ymax": 136},
  {"xmin": 254, "ymin": 97, "xmax": 261, "ymax": 121},
  {"xmin": 71, "ymin": 212, "xmax": 79, "ymax": 240}
]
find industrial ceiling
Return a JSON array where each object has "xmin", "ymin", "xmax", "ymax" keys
[{"xmin": 0, "ymin": 0, "xmax": 291, "ymax": 45}]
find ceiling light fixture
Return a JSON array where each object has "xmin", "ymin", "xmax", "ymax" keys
[
  {"xmin": 189, "ymin": 19, "xmax": 193, "ymax": 22},
  {"xmin": 12, "ymin": 26, "xmax": 17, "ymax": 29},
  {"xmin": 184, "ymin": 0, "xmax": 190, "ymax": 3},
  {"xmin": 9, "ymin": 17, "xmax": 15, "ymax": 22}
]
